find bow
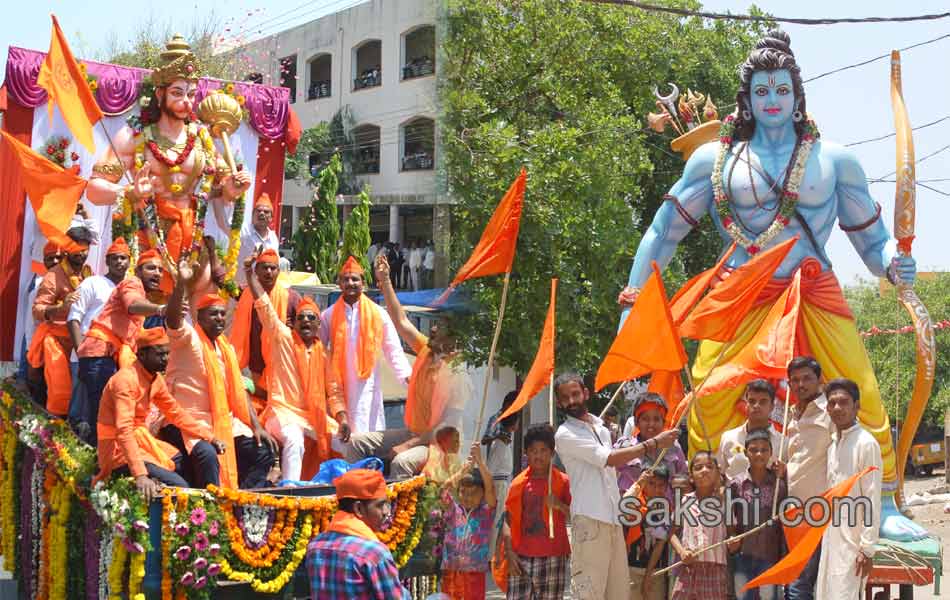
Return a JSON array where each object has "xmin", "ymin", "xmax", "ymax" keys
[{"xmin": 889, "ymin": 51, "xmax": 936, "ymax": 501}]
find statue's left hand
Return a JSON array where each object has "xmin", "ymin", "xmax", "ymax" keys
[
  {"xmin": 222, "ymin": 170, "xmax": 251, "ymax": 199},
  {"xmin": 890, "ymin": 254, "xmax": 917, "ymax": 285}
]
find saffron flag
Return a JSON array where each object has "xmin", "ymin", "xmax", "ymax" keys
[
  {"xmin": 669, "ymin": 243, "xmax": 736, "ymax": 324},
  {"xmin": 0, "ymin": 130, "xmax": 86, "ymax": 243},
  {"xmin": 595, "ymin": 262, "xmax": 687, "ymax": 392},
  {"xmin": 696, "ymin": 270, "xmax": 803, "ymax": 398},
  {"xmin": 498, "ymin": 278, "xmax": 557, "ymax": 421},
  {"xmin": 36, "ymin": 15, "xmax": 103, "ymax": 153},
  {"xmin": 743, "ymin": 466, "xmax": 878, "ymax": 591},
  {"xmin": 437, "ymin": 169, "xmax": 525, "ymax": 303},
  {"xmin": 678, "ymin": 237, "xmax": 798, "ymax": 342}
]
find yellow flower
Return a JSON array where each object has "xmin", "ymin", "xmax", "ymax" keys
[
  {"xmin": 236, "ymin": 95, "xmax": 246, "ymax": 106},
  {"xmin": 169, "ymin": 183, "xmax": 183, "ymax": 194},
  {"xmin": 225, "ymin": 83, "xmax": 235, "ymax": 94}
]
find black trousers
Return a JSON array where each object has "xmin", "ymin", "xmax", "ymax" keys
[
  {"xmin": 112, "ymin": 453, "xmax": 189, "ymax": 487},
  {"xmin": 159, "ymin": 425, "xmax": 274, "ymax": 489}
]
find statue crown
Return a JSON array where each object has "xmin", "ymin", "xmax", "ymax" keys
[{"xmin": 152, "ymin": 34, "xmax": 202, "ymax": 87}]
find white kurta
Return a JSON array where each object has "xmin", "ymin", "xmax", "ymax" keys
[
  {"xmin": 236, "ymin": 227, "xmax": 279, "ymax": 286},
  {"xmin": 816, "ymin": 423, "xmax": 883, "ymax": 600},
  {"xmin": 319, "ymin": 299, "xmax": 412, "ymax": 433},
  {"xmin": 67, "ymin": 275, "xmax": 118, "ymax": 334}
]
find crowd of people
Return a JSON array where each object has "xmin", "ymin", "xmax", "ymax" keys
[
  {"xmin": 367, "ymin": 238, "xmax": 437, "ymax": 290},
  {"xmin": 20, "ymin": 205, "xmax": 882, "ymax": 600}
]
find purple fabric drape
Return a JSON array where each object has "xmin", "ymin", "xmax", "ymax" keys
[
  {"xmin": 84, "ymin": 508, "xmax": 103, "ymax": 600},
  {"xmin": 3, "ymin": 47, "xmax": 289, "ymax": 139}
]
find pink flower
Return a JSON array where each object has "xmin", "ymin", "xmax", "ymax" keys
[
  {"xmin": 131, "ymin": 541, "xmax": 145, "ymax": 554},
  {"xmin": 722, "ymin": 217, "xmax": 733, "ymax": 228},
  {"xmin": 194, "ymin": 576, "xmax": 208, "ymax": 590},
  {"xmin": 174, "ymin": 522, "xmax": 189, "ymax": 536},
  {"xmin": 179, "ymin": 572, "xmax": 195, "ymax": 587},
  {"xmin": 208, "ymin": 521, "xmax": 219, "ymax": 536},
  {"xmin": 175, "ymin": 545, "xmax": 192, "ymax": 561},
  {"xmin": 208, "ymin": 543, "xmax": 221, "ymax": 557},
  {"xmin": 207, "ymin": 563, "xmax": 221, "ymax": 577},
  {"xmin": 748, "ymin": 245, "xmax": 760, "ymax": 255},
  {"xmin": 193, "ymin": 557, "xmax": 208, "ymax": 571},
  {"xmin": 194, "ymin": 532, "xmax": 209, "ymax": 551},
  {"xmin": 114, "ymin": 523, "xmax": 126, "ymax": 536},
  {"xmin": 190, "ymin": 507, "xmax": 207, "ymax": 526},
  {"xmin": 133, "ymin": 520, "xmax": 148, "ymax": 532}
]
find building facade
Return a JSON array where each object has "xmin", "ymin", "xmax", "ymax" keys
[{"xmin": 234, "ymin": 0, "xmax": 450, "ymax": 285}]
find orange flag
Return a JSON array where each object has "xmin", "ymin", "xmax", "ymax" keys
[
  {"xmin": 669, "ymin": 243, "xmax": 736, "ymax": 325},
  {"xmin": 0, "ymin": 130, "xmax": 86, "ymax": 243},
  {"xmin": 678, "ymin": 237, "xmax": 798, "ymax": 342},
  {"xmin": 439, "ymin": 169, "xmax": 525, "ymax": 301},
  {"xmin": 743, "ymin": 466, "xmax": 878, "ymax": 591},
  {"xmin": 595, "ymin": 262, "xmax": 687, "ymax": 392},
  {"xmin": 498, "ymin": 279, "xmax": 557, "ymax": 421},
  {"xmin": 647, "ymin": 370, "xmax": 686, "ymax": 428},
  {"xmin": 696, "ymin": 270, "xmax": 802, "ymax": 398},
  {"xmin": 37, "ymin": 15, "xmax": 103, "ymax": 153}
]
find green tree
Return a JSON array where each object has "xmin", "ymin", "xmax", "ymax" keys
[
  {"xmin": 845, "ymin": 275, "xmax": 950, "ymax": 430},
  {"xmin": 285, "ymin": 123, "xmax": 332, "ymax": 180},
  {"xmin": 442, "ymin": 0, "xmax": 766, "ymax": 375},
  {"xmin": 293, "ymin": 155, "xmax": 342, "ymax": 281},
  {"xmin": 339, "ymin": 186, "xmax": 373, "ymax": 275}
]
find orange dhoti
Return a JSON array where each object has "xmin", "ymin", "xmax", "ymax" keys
[
  {"xmin": 26, "ymin": 323, "xmax": 73, "ymax": 416},
  {"xmin": 687, "ymin": 264, "xmax": 896, "ymax": 485},
  {"xmin": 138, "ymin": 199, "xmax": 195, "ymax": 293}
]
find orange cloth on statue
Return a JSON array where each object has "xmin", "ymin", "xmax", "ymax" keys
[
  {"xmin": 165, "ymin": 323, "xmax": 253, "ymax": 489},
  {"xmin": 232, "ymin": 284, "xmax": 289, "ymax": 386},
  {"xmin": 329, "ymin": 294, "xmax": 383, "ymax": 391},
  {"xmin": 77, "ymin": 277, "xmax": 149, "ymax": 366},
  {"xmin": 95, "ymin": 361, "xmax": 212, "ymax": 483},
  {"xmin": 254, "ymin": 294, "xmax": 343, "ymax": 478},
  {"xmin": 138, "ymin": 199, "xmax": 194, "ymax": 292}
]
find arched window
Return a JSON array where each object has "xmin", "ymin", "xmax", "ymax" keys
[
  {"xmin": 401, "ymin": 25, "xmax": 435, "ymax": 80},
  {"xmin": 353, "ymin": 40, "xmax": 382, "ymax": 90},
  {"xmin": 279, "ymin": 55, "xmax": 297, "ymax": 103},
  {"xmin": 307, "ymin": 54, "xmax": 332, "ymax": 100},
  {"xmin": 353, "ymin": 124, "xmax": 381, "ymax": 174},
  {"xmin": 400, "ymin": 117, "xmax": 434, "ymax": 171}
]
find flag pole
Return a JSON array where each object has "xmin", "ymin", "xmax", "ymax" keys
[
  {"xmin": 548, "ymin": 374, "xmax": 555, "ymax": 539},
  {"xmin": 475, "ymin": 270, "xmax": 512, "ymax": 437},
  {"xmin": 772, "ymin": 388, "xmax": 792, "ymax": 517},
  {"xmin": 598, "ymin": 380, "xmax": 628, "ymax": 420}
]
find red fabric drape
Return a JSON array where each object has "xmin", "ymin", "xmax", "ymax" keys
[
  {"xmin": 252, "ymin": 107, "xmax": 299, "ymax": 236},
  {"xmin": 0, "ymin": 95, "xmax": 34, "ymax": 360}
]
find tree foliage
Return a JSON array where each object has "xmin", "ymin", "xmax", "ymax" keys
[
  {"xmin": 339, "ymin": 187, "xmax": 373, "ymax": 275},
  {"xmin": 293, "ymin": 155, "xmax": 342, "ymax": 282},
  {"xmin": 845, "ymin": 275, "xmax": 950, "ymax": 429},
  {"xmin": 442, "ymin": 0, "xmax": 766, "ymax": 375}
]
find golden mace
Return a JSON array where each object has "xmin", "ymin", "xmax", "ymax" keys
[{"xmin": 196, "ymin": 92, "xmax": 243, "ymax": 174}]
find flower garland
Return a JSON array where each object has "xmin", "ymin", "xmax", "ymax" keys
[
  {"xmin": 79, "ymin": 61, "xmax": 98, "ymax": 93},
  {"xmin": 47, "ymin": 477, "xmax": 71, "ymax": 600},
  {"xmin": 161, "ymin": 489, "xmax": 228, "ymax": 600},
  {"xmin": 711, "ymin": 112, "xmax": 820, "ymax": 254},
  {"xmin": 107, "ymin": 534, "xmax": 128, "ymax": 600},
  {"xmin": 36, "ymin": 465, "xmax": 55, "ymax": 600},
  {"xmin": 0, "ymin": 418, "xmax": 20, "ymax": 572},
  {"xmin": 220, "ymin": 513, "xmax": 312, "ymax": 595},
  {"xmin": 37, "ymin": 135, "xmax": 80, "ymax": 169}
]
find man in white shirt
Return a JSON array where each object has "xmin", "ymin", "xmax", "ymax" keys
[
  {"xmin": 409, "ymin": 241, "xmax": 423, "ymax": 291},
  {"xmin": 422, "ymin": 242, "xmax": 435, "ymax": 289},
  {"xmin": 236, "ymin": 194, "xmax": 280, "ymax": 287},
  {"xmin": 718, "ymin": 379, "xmax": 786, "ymax": 479},
  {"xmin": 817, "ymin": 378, "xmax": 882, "ymax": 600},
  {"xmin": 319, "ymin": 256, "xmax": 412, "ymax": 439},
  {"xmin": 66, "ymin": 237, "xmax": 130, "ymax": 350},
  {"xmin": 367, "ymin": 242, "xmax": 380, "ymax": 284},
  {"xmin": 784, "ymin": 356, "xmax": 834, "ymax": 600},
  {"xmin": 553, "ymin": 372, "xmax": 678, "ymax": 600}
]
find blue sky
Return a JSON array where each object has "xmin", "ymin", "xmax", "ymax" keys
[{"xmin": 2, "ymin": 0, "xmax": 947, "ymax": 285}]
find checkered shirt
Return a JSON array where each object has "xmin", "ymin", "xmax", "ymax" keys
[{"xmin": 306, "ymin": 531, "xmax": 410, "ymax": 599}]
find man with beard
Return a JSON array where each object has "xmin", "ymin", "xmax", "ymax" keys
[
  {"xmin": 86, "ymin": 35, "xmax": 250, "ymax": 293},
  {"xmin": 552, "ymin": 372, "xmax": 678, "ymax": 600},
  {"xmin": 243, "ymin": 252, "xmax": 349, "ymax": 482},
  {"xmin": 236, "ymin": 194, "xmax": 281, "ymax": 287},
  {"xmin": 162, "ymin": 260, "xmax": 277, "ymax": 489},
  {"xmin": 28, "ymin": 226, "xmax": 94, "ymax": 416},
  {"xmin": 19, "ymin": 242, "xmax": 64, "ymax": 380},
  {"xmin": 71, "ymin": 248, "xmax": 168, "ymax": 445},
  {"xmin": 319, "ymin": 256, "xmax": 412, "ymax": 437},
  {"xmin": 93, "ymin": 326, "xmax": 225, "ymax": 501},
  {"xmin": 231, "ymin": 248, "xmax": 301, "ymax": 416}
]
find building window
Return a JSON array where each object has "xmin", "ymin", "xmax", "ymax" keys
[
  {"xmin": 245, "ymin": 72, "xmax": 263, "ymax": 84},
  {"xmin": 308, "ymin": 151, "xmax": 333, "ymax": 177},
  {"xmin": 353, "ymin": 124, "xmax": 381, "ymax": 174},
  {"xmin": 402, "ymin": 25, "xmax": 435, "ymax": 80},
  {"xmin": 353, "ymin": 40, "xmax": 382, "ymax": 90},
  {"xmin": 307, "ymin": 54, "xmax": 332, "ymax": 100},
  {"xmin": 280, "ymin": 204, "xmax": 293, "ymax": 246},
  {"xmin": 401, "ymin": 117, "xmax": 434, "ymax": 171},
  {"xmin": 279, "ymin": 55, "xmax": 297, "ymax": 103}
]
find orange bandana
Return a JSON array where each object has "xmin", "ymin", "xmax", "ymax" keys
[{"xmin": 329, "ymin": 294, "xmax": 383, "ymax": 387}]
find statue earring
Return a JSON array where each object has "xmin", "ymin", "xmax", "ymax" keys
[
  {"xmin": 742, "ymin": 109, "xmax": 752, "ymax": 121},
  {"xmin": 792, "ymin": 110, "xmax": 803, "ymax": 122}
]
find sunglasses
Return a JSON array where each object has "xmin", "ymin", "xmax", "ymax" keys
[{"xmin": 296, "ymin": 313, "xmax": 318, "ymax": 322}]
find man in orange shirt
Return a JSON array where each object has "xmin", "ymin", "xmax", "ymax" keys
[
  {"xmin": 243, "ymin": 253, "xmax": 349, "ymax": 481},
  {"xmin": 162, "ymin": 260, "xmax": 277, "ymax": 489},
  {"xmin": 71, "ymin": 248, "xmax": 167, "ymax": 445},
  {"xmin": 28, "ymin": 226, "xmax": 94, "ymax": 416},
  {"xmin": 231, "ymin": 248, "xmax": 301, "ymax": 416},
  {"xmin": 95, "ymin": 327, "xmax": 225, "ymax": 501}
]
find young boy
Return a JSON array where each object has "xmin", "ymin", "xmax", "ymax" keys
[
  {"xmin": 498, "ymin": 424, "xmax": 571, "ymax": 599},
  {"xmin": 440, "ymin": 441, "xmax": 497, "ymax": 600},
  {"xmin": 670, "ymin": 452, "xmax": 731, "ymax": 600},
  {"xmin": 729, "ymin": 428, "xmax": 787, "ymax": 600},
  {"xmin": 626, "ymin": 465, "xmax": 671, "ymax": 600},
  {"xmin": 718, "ymin": 380, "xmax": 784, "ymax": 479},
  {"xmin": 423, "ymin": 424, "xmax": 463, "ymax": 483},
  {"xmin": 816, "ymin": 378, "xmax": 883, "ymax": 599}
]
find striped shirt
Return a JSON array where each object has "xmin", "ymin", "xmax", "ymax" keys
[{"xmin": 306, "ymin": 531, "xmax": 410, "ymax": 599}]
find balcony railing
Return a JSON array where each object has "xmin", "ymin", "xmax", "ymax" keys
[
  {"xmin": 307, "ymin": 81, "xmax": 331, "ymax": 100},
  {"xmin": 402, "ymin": 152, "xmax": 434, "ymax": 171},
  {"xmin": 354, "ymin": 69, "xmax": 381, "ymax": 90},
  {"xmin": 402, "ymin": 57, "xmax": 434, "ymax": 80}
]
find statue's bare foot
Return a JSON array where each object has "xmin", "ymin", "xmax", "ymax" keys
[{"xmin": 880, "ymin": 493, "xmax": 929, "ymax": 542}]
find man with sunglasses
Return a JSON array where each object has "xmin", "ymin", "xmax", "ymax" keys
[{"xmin": 244, "ymin": 253, "xmax": 350, "ymax": 482}]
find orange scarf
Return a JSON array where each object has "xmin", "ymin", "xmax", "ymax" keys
[
  {"xmin": 329, "ymin": 294, "xmax": 383, "ymax": 390},
  {"xmin": 232, "ymin": 284, "xmax": 289, "ymax": 377},
  {"xmin": 405, "ymin": 342, "xmax": 434, "ymax": 435},
  {"xmin": 196, "ymin": 326, "xmax": 251, "ymax": 489},
  {"xmin": 624, "ymin": 490, "xmax": 650, "ymax": 548},
  {"xmin": 293, "ymin": 332, "xmax": 331, "ymax": 477},
  {"xmin": 325, "ymin": 509, "xmax": 379, "ymax": 542},
  {"xmin": 505, "ymin": 466, "xmax": 569, "ymax": 552}
]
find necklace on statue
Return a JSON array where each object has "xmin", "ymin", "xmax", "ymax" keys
[
  {"xmin": 145, "ymin": 123, "xmax": 197, "ymax": 168},
  {"xmin": 745, "ymin": 142, "xmax": 789, "ymax": 210}
]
